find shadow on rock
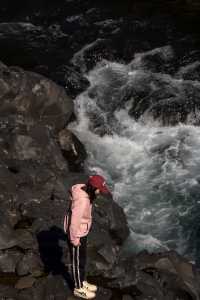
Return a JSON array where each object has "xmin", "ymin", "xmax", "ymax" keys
[{"xmin": 37, "ymin": 226, "xmax": 73, "ymax": 290}]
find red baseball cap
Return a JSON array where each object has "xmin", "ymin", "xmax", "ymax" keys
[{"xmin": 88, "ymin": 175, "xmax": 111, "ymax": 195}]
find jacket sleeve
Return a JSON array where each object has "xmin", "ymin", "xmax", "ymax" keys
[{"xmin": 69, "ymin": 196, "xmax": 87, "ymax": 246}]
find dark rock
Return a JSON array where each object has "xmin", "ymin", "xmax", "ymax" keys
[
  {"xmin": 15, "ymin": 229, "xmax": 37, "ymax": 250},
  {"xmin": 129, "ymin": 45, "xmax": 175, "ymax": 73},
  {"xmin": 148, "ymin": 79, "xmax": 200, "ymax": 125},
  {"xmin": 0, "ymin": 62, "xmax": 73, "ymax": 132},
  {"xmin": 0, "ymin": 284, "xmax": 18, "ymax": 299},
  {"xmin": 175, "ymin": 61, "xmax": 200, "ymax": 81},
  {"xmin": 94, "ymin": 195, "xmax": 129, "ymax": 245},
  {"xmin": 87, "ymin": 195, "xmax": 129, "ymax": 276},
  {"xmin": 105, "ymin": 69, "xmax": 200, "ymax": 126},
  {"xmin": 0, "ymin": 220, "xmax": 18, "ymax": 250},
  {"xmin": 95, "ymin": 287, "xmax": 112, "ymax": 300},
  {"xmin": 71, "ymin": 38, "xmax": 117, "ymax": 73},
  {"xmin": 0, "ymin": 249, "xmax": 22, "ymax": 273},
  {"xmin": 19, "ymin": 274, "xmax": 70, "ymax": 300},
  {"xmin": 0, "ymin": 22, "xmax": 70, "ymax": 68},
  {"xmin": 89, "ymin": 250, "xmax": 200, "ymax": 299},
  {"xmin": 122, "ymin": 295, "xmax": 133, "ymax": 300},
  {"xmin": 100, "ymin": 257, "xmax": 137, "ymax": 290},
  {"xmin": 155, "ymin": 257, "xmax": 177, "ymax": 274},
  {"xmin": 16, "ymin": 250, "xmax": 44, "ymax": 277},
  {"xmin": 50, "ymin": 65, "xmax": 90, "ymax": 98},
  {"xmin": 10, "ymin": 124, "xmax": 68, "ymax": 172},
  {"xmin": 58, "ymin": 128, "xmax": 87, "ymax": 172},
  {"xmin": 15, "ymin": 275, "xmax": 36, "ymax": 289}
]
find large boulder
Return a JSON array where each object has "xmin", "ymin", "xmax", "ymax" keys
[{"xmin": 0, "ymin": 61, "xmax": 73, "ymax": 132}]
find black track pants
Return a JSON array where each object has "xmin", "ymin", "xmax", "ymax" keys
[{"xmin": 69, "ymin": 236, "xmax": 87, "ymax": 289}]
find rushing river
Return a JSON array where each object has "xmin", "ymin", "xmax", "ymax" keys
[{"xmin": 69, "ymin": 55, "xmax": 200, "ymax": 264}]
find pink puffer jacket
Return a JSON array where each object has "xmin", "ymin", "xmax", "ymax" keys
[{"xmin": 64, "ymin": 184, "xmax": 92, "ymax": 246}]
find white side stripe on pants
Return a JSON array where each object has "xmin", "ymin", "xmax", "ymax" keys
[
  {"xmin": 72, "ymin": 245, "xmax": 81, "ymax": 288},
  {"xmin": 77, "ymin": 245, "xmax": 81, "ymax": 288},
  {"xmin": 72, "ymin": 247, "xmax": 77, "ymax": 288}
]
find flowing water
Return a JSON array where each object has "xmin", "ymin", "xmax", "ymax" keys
[{"xmin": 68, "ymin": 57, "xmax": 200, "ymax": 264}]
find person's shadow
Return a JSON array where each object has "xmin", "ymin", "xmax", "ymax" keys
[{"xmin": 37, "ymin": 225, "xmax": 74, "ymax": 290}]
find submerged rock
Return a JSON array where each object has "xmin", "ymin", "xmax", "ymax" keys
[
  {"xmin": 50, "ymin": 65, "xmax": 90, "ymax": 99},
  {"xmin": 176, "ymin": 61, "xmax": 200, "ymax": 81},
  {"xmin": 85, "ymin": 62, "xmax": 200, "ymax": 127},
  {"xmin": 129, "ymin": 45, "xmax": 175, "ymax": 73}
]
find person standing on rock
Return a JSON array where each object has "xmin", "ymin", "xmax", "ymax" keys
[{"xmin": 64, "ymin": 175, "xmax": 111, "ymax": 299}]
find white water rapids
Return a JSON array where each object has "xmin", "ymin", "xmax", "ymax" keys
[{"xmin": 68, "ymin": 59, "xmax": 200, "ymax": 263}]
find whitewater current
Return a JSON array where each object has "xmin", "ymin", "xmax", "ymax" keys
[{"xmin": 68, "ymin": 59, "xmax": 200, "ymax": 264}]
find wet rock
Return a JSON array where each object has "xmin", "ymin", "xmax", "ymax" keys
[
  {"xmin": 71, "ymin": 38, "xmax": 116, "ymax": 73},
  {"xmin": 83, "ymin": 54, "xmax": 200, "ymax": 126},
  {"xmin": 176, "ymin": 61, "xmax": 200, "ymax": 81},
  {"xmin": 58, "ymin": 128, "xmax": 87, "ymax": 172},
  {"xmin": 125, "ymin": 71, "xmax": 200, "ymax": 125},
  {"xmin": 51, "ymin": 65, "xmax": 90, "ymax": 98},
  {"xmin": 129, "ymin": 45, "xmax": 175, "ymax": 73}
]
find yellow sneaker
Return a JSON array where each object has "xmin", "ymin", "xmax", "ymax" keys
[
  {"xmin": 74, "ymin": 287, "xmax": 96, "ymax": 299},
  {"xmin": 83, "ymin": 281, "xmax": 97, "ymax": 293}
]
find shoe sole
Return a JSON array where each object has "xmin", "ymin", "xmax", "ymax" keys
[{"xmin": 74, "ymin": 291, "xmax": 96, "ymax": 299}]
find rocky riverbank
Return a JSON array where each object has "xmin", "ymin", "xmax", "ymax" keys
[
  {"xmin": 0, "ymin": 61, "xmax": 199, "ymax": 299},
  {"xmin": 1, "ymin": 0, "xmax": 200, "ymax": 299}
]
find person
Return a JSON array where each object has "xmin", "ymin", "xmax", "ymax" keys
[{"xmin": 64, "ymin": 175, "xmax": 111, "ymax": 299}]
